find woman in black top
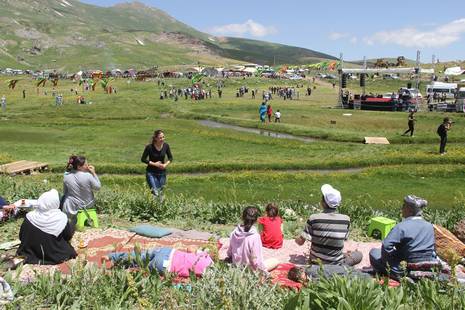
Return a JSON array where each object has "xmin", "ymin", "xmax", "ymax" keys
[
  {"xmin": 17, "ymin": 189, "xmax": 77, "ymax": 265},
  {"xmin": 141, "ymin": 130, "xmax": 173, "ymax": 201}
]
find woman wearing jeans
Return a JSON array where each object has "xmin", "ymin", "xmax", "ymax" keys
[{"xmin": 141, "ymin": 130, "xmax": 173, "ymax": 201}]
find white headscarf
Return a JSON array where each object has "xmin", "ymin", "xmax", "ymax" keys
[{"xmin": 26, "ymin": 189, "xmax": 68, "ymax": 237}]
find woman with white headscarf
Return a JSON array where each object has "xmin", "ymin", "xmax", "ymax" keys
[{"xmin": 17, "ymin": 189, "xmax": 77, "ymax": 265}]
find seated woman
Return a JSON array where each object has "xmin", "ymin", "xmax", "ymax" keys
[
  {"xmin": 62, "ymin": 155, "xmax": 101, "ymax": 221},
  {"xmin": 17, "ymin": 189, "xmax": 77, "ymax": 265},
  {"xmin": 226, "ymin": 207, "xmax": 278, "ymax": 273},
  {"xmin": 103, "ymin": 247, "xmax": 213, "ymax": 278},
  {"xmin": 258, "ymin": 203, "xmax": 283, "ymax": 249}
]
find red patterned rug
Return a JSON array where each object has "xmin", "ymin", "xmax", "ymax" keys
[{"xmin": 17, "ymin": 228, "xmax": 214, "ymax": 282}]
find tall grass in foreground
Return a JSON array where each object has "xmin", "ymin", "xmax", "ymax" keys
[
  {"xmin": 6, "ymin": 259, "xmax": 465, "ymax": 309},
  {"xmin": 6, "ymin": 263, "xmax": 288, "ymax": 310},
  {"xmin": 286, "ymin": 275, "xmax": 465, "ymax": 310}
]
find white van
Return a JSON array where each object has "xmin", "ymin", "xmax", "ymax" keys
[{"xmin": 426, "ymin": 82, "xmax": 457, "ymax": 100}]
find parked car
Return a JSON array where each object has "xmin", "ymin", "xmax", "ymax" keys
[
  {"xmin": 383, "ymin": 74, "xmax": 399, "ymax": 80},
  {"xmin": 399, "ymin": 87, "xmax": 422, "ymax": 99}
]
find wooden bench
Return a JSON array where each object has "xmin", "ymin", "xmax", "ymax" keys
[
  {"xmin": 364, "ymin": 137, "xmax": 390, "ymax": 145},
  {"xmin": 0, "ymin": 160, "xmax": 49, "ymax": 176}
]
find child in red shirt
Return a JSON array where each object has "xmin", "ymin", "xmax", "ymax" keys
[{"xmin": 258, "ymin": 203, "xmax": 283, "ymax": 249}]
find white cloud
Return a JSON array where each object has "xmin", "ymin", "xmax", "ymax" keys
[
  {"xmin": 329, "ymin": 32, "xmax": 349, "ymax": 40},
  {"xmin": 364, "ymin": 18, "xmax": 465, "ymax": 48},
  {"xmin": 209, "ymin": 19, "xmax": 277, "ymax": 37},
  {"xmin": 350, "ymin": 36, "xmax": 358, "ymax": 44}
]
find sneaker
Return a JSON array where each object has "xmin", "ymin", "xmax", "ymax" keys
[{"xmin": 440, "ymin": 153, "xmax": 446, "ymax": 156}]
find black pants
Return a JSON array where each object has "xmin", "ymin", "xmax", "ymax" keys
[
  {"xmin": 403, "ymin": 124, "xmax": 414, "ymax": 136},
  {"xmin": 440, "ymin": 136, "xmax": 447, "ymax": 154}
]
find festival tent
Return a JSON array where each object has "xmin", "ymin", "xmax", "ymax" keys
[
  {"xmin": 201, "ymin": 67, "xmax": 221, "ymax": 77},
  {"xmin": 444, "ymin": 67, "xmax": 465, "ymax": 76},
  {"xmin": 110, "ymin": 69, "xmax": 122, "ymax": 77}
]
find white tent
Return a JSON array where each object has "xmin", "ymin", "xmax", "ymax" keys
[{"xmin": 444, "ymin": 67, "xmax": 465, "ymax": 76}]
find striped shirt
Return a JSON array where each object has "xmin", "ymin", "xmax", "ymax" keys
[{"xmin": 301, "ymin": 211, "xmax": 350, "ymax": 264}]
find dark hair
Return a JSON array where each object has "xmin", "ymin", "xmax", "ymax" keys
[
  {"xmin": 151, "ymin": 129, "xmax": 164, "ymax": 145},
  {"xmin": 66, "ymin": 155, "xmax": 86, "ymax": 171},
  {"xmin": 265, "ymin": 203, "xmax": 279, "ymax": 219},
  {"xmin": 242, "ymin": 206, "xmax": 259, "ymax": 232},
  {"xmin": 288, "ymin": 267, "xmax": 304, "ymax": 283}
]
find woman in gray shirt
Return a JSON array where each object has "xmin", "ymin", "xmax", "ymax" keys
[{"xmin": 62, "ymin": 155, "xmax": 101, "ymax": 221}]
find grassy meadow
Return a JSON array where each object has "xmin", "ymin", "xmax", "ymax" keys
[
  {"xmin": 0, "ymin": 76, "xmax": 464, "ymax": 206},
  {"xmin": 1, "ymin": 75, "xmax": 465, "ymax": 309}
]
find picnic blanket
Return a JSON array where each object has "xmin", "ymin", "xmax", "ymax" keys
[{"xmin": 17, "ymin": 228, "xmax": 215, "ymax": 282}]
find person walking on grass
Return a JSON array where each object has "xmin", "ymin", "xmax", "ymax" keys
[
  {"xmin": 437, "ymin": 117, "xmax": 452, "ymax": 155},
  {"xmin": 402, "ymin": 111, "xmax": 416, "ymax": 137},
  {"xmin": 1, "ymin": 95, "xmax": 6, "ymax": 112},
  {"xmin": 266, "ymin": 104, "xmax": 273, "ymax": 123},
  {"xmin": 259, "ymin": 101, "xmax": 267, "ymax": 123},
  {"xmin": 274, "ymin": 109, "xmax": 281, "ymax": 123},
  {"xmin": 141, "ymin": 129, "xmax": 173, "ymax": 202}
]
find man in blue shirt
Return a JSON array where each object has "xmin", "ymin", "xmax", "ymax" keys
[{"xmin": 369, "ymin": 195, "xmax": 436, "ymax": 279}]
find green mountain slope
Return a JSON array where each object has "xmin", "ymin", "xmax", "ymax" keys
[{"xmin": 0, "ymin": 0, "xmax": 336, "ymax": 70}]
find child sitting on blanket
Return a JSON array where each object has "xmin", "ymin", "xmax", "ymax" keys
[
  {"xmin": 102, "ymin": 247, "xmax": 214, "ymax": 278},
  {"xmin": 226, "ymin": 206, "xmax": 278, "ymax": 273},
  {"xmin": 258, "ymin": 203, "xmax": 283, "ymax": 249}
]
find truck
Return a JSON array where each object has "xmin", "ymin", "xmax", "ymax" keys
[{"xmin": 455, "ymin": 87, "xmax": 465, "ymax": 112}]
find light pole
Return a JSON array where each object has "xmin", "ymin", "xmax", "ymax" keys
[
  {"xmin": 415, "ymin": 50, "xmax": 421, "ymax": 111},
  {"xmin": 338, "ymin": 53, "xmax": 343, "ymax": 108}
]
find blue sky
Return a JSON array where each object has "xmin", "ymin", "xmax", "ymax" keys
[{"xmin": 81, "ymin": 0, "xmax": 465, "ymax": 61}]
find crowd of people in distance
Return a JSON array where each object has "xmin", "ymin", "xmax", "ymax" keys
[{"xmin": 160, "ymin": 85, "xmax": 214, "ymax": 101}]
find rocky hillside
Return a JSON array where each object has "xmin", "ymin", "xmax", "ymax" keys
[{"xmin": 0, "ymin": 0, "xmax": 336, "ymax": 70}]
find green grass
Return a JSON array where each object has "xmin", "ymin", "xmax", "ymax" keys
[{"xmin": 1, "ymin": 75, "xmax": 465, "ymax": 309}]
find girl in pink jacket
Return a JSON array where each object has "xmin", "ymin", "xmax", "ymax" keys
[{"xmin": 227, "ymin": 207, "xmax": 275, "ymax": 273}]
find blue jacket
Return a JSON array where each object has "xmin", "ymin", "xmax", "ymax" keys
[{"xmin": 381, "ymin": 216, "xmax": 436, "ymax": 263}]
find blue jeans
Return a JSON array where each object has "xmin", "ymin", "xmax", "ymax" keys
[
  {"xmin": 146, "ymin": 172, "xmax": 166, "ymax": 195},
  {"xmin": 108, "ymin": 247, "xmax": 173, "ymax": 273},
  {"xmin": 370, "ymin": 248, "xmax": 401, "ymax": 278}
]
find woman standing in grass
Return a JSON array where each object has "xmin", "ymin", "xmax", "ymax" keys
[{"xmin": 141, "ymin": 129, "xmax": 173, "ymax": 201}]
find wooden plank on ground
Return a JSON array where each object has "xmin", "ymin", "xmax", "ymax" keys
[
  {"xmin": 364, "ymin": 137, "xmax": 390, "ymax": 145},
  {"xmin": 0, "ymin": 161, "xmax": 48, "ymax": 175}
]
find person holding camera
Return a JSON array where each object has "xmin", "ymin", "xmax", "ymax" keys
[
  {"xmin": 437, "ymin": 117, "xmax": 452, "ymax": 155},
  {"xmin": 62, "ymin": 155, "xmax": 101, "ymax": 222}
]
